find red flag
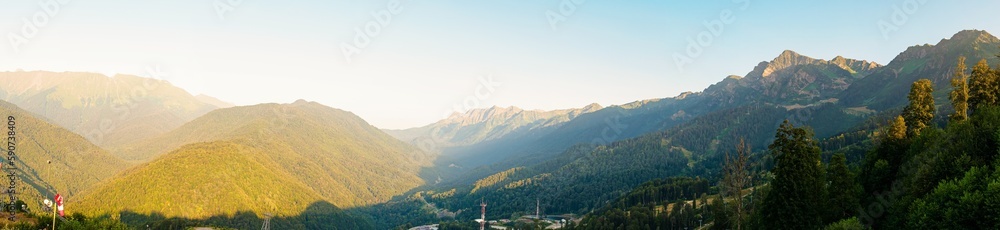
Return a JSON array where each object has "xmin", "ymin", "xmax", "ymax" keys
[{"xmin": 54, "ymin": 194, "xmax": 64, "ymax": 217}]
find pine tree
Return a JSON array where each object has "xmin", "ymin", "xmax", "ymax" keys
[
  {"xmin": 969, "ymin": 59, "xmax": 998, "ymax": 110},
  {"xmin": 902, "ymin": 79, "xmax": 935, "ymax": 136},
  {"xmin": 758, "ymin": 120, "xmax": 825, "ymax": 230},
  {"xmin": 722, "ymin": 138, "xmax": 752, "ymax": 230},
  {"xmin": 825, "ymin": 153, "xmax": 860, "ymax": 223},
  {"xmin": 950, "ymin": 56, "xmax": 969, "ymax": 122},
  {"xmin": 858, "ymin": 115, "xmax": 910, "ymax": 228},
  {"xmin": 888, "ymin": 115, "xmax": 907, "ymax": 141}
]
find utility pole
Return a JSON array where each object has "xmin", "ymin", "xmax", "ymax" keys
[
  {"xmin": 479, "ymin": 199, "xmax": 486, "ymax": 230},
  {"xmin": 536, "ymin": 198, "xmax": 540, "ymax": 219},
  {"xmin": 46, "ymin": 161, "xmax": 51, "ymax": 199}
]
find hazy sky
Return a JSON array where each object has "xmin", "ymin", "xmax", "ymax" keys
[{"xmin": 2, "ymin": 1, "xmax": 999, "ymax": 129}]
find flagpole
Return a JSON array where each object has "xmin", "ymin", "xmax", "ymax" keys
[
  {"xmin": 52, "ymin": 194, "xmax": 58, "ymax": 230},
  {"xmin": 51, "ymin": 201, "xmax": 55, "ymax": 230},
  {"xmin": 48, "ymin": 160, "xmax": 54, "ymax": 230}
]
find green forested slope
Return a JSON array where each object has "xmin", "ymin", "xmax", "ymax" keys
[
  {"xmin": 73, "ymin": 142, "xmax": 325, "ymax": 218},
  {"xmin": 568, "ymin": 49, "xmax": 1000, "ymax": 230},
  {"xmin": 374, "ymin": 30, "xmax": 998, "ymax": 229},
  {"xmin": 107, "ymin": 100, "xmax": 429, "ymax": 208},
  {"xmin": 0, "ymin": 99, "xmax": 129, "ymax": 211},
  {"xmin": 73, "ymin": 142, "xmax": 374, "ymax": 229}
]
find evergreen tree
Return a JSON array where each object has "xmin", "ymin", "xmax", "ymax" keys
[
  {"xmin": 950, "ymin": 56, "xmax": 969, "ymax": 122},
  {"xmin": 722, "ymin": 138, "xmax": 752, "ymax": 230},
  {"xmin": 858, "ymin": 115, "xmax": 911, "ymax": 227},
  {"xmin": 825, "ymin": 153, "xmax": 860, "ymax": 223},
  {"xmin": 969, "ymin": 59, "xmax": 998, "ymax": 110},
  {"xmin": 823, "ymin": 217, "xmax": 865, "ymax": 230},
  {"xmin": 902, "ymin": 79, "xmax": 935, "ymax": 136},
  {"xmin": 757, "ymin": 120, "xmax": 825, "ymax": 230},
  {"xmin": 885, "ymin": 115, "xmax": 907, "ymax": 142},
  {"xmin": 710, "ymin": 197, "xmax": 732, "ymax": 230}
]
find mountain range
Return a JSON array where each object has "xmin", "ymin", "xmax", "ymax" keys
[
  {"xmin": 0, "ymin": 29, "xmax": 995, "ymax": 229},
  {"xmin": 368, "ymin": 29, "xmax": 1000, "ymax": 227},
  {"xmin": 72, "ymin": 100, "xmax": 431, "ymax": 219},
  {"xmin": 386, "ymin": 104, "xmax": 603, "ymax": 149},
  {"xmin": 0, "ymin": 71, "xmax": 220, "ymax": 147}
]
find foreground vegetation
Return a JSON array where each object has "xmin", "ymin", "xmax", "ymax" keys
[{"xmin": 569, "ymin": 56, "xmax": 1000, "ymax": 229}]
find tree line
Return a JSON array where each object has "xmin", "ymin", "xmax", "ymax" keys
[{"xmin": 573, "ymin": 56, "xmax": 1000, "ymax": 229}]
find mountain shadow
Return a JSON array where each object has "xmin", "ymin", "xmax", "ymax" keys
[{"xmin": 115, "ymin": 201, "xmax": 374, "ymax": 230}]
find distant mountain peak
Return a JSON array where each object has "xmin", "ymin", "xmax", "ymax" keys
[
  {"xmin": 771, "ymin": 50, "xmax": 819, "ymax": 67},
  {"xmin": 487, "ymin": 105, "xmax": 523, "ymax": 112},
  {"xmin": 195, "ymin": 94, "xmax": 234, "ymax": 108},
  {"xmin": 744, "ymin": 50, "xmax": 882, "ymax": 79},
  {"xmin": 582, "ymin": 103, "xmax": 603, "ymax": 111},
  {"xmin": 747, "ymin": 50, "xmax": 823, "ymax": 78},
  {"xmin": 443, "ymin": 106, "xmax": 523, "ymax": 125},
  {"xmin": 830, "ymin": 55, "xmax": 882, "ymax": 76},
  {"xmin": 886, "ymin": 29, "xmax": 1000, "ymax": 68},
  {"xmin": 778, "ymin": 49, "xmax": 802, "ymax": 58},
  {"xmin": 949, "ymin": 29, "xmax": 999, "ymax": 43},
  {"xmin": 0, "ymin": 71, "xmax": 219, "ymax": 147},
  {"xmin": 390, "ymin": 103, "xmax": 605, "ymax": 147}
]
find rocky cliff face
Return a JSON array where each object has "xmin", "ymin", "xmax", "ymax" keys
[
  {"xmin": 831, "ymin": 55, "xmax": 881, "ymax": 76},
  {"xmin": 747, "ymin": 50, "xmax": 829, "ymax": 79},
  {"xmin": 747, "ymin": 50, "xmax": 882, "ymax": 80},
  {"xmin": 703, "ymin": 50, "xmax": 882, "ymax": 107},
  {"xmin": 839, "ymin": 29, "xmax": 1000, "ymax": 110}
]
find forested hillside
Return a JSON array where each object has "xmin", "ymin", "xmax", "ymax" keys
[
  {"xmin": 106, "ymin": 100, "xmax": 430, "ymax": 208},
  {"xmin": 372, "ymin": 30, "xmax": 1000, "ymax": 230},
  {"xmin": 2, "ymin": 2, "xmax": 995, "ymax": 229},
  {"xmin": 568, "ymin": 52, "xmax": 1000, "ymax": 229},
  {"xmin": 424, "ymin": 40, "xmax": 895, "ymax": 192},
  {"xmin": 0, "ymin": 99, "xmax": 129, "ymax": 211},
  {"xmin": 72, "ymin": 141, "xmax": 372, "ymax": 229}
]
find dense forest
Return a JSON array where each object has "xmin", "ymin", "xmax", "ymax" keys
[
  {"xmin": 567, "ymin": 56, "xmax": 1000, "ymax": 229},
  {"xmin": 572, "ymin": 177, "xmax": 712, "ymax": 229},
  {"xmin": 0, "ymin": 30, "xmax": 994, "ymax": 230}
]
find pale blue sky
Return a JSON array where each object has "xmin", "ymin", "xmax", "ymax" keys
[{"xmin": 1, "ymin": 1, "xmax": 998, "ymax": 129}]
